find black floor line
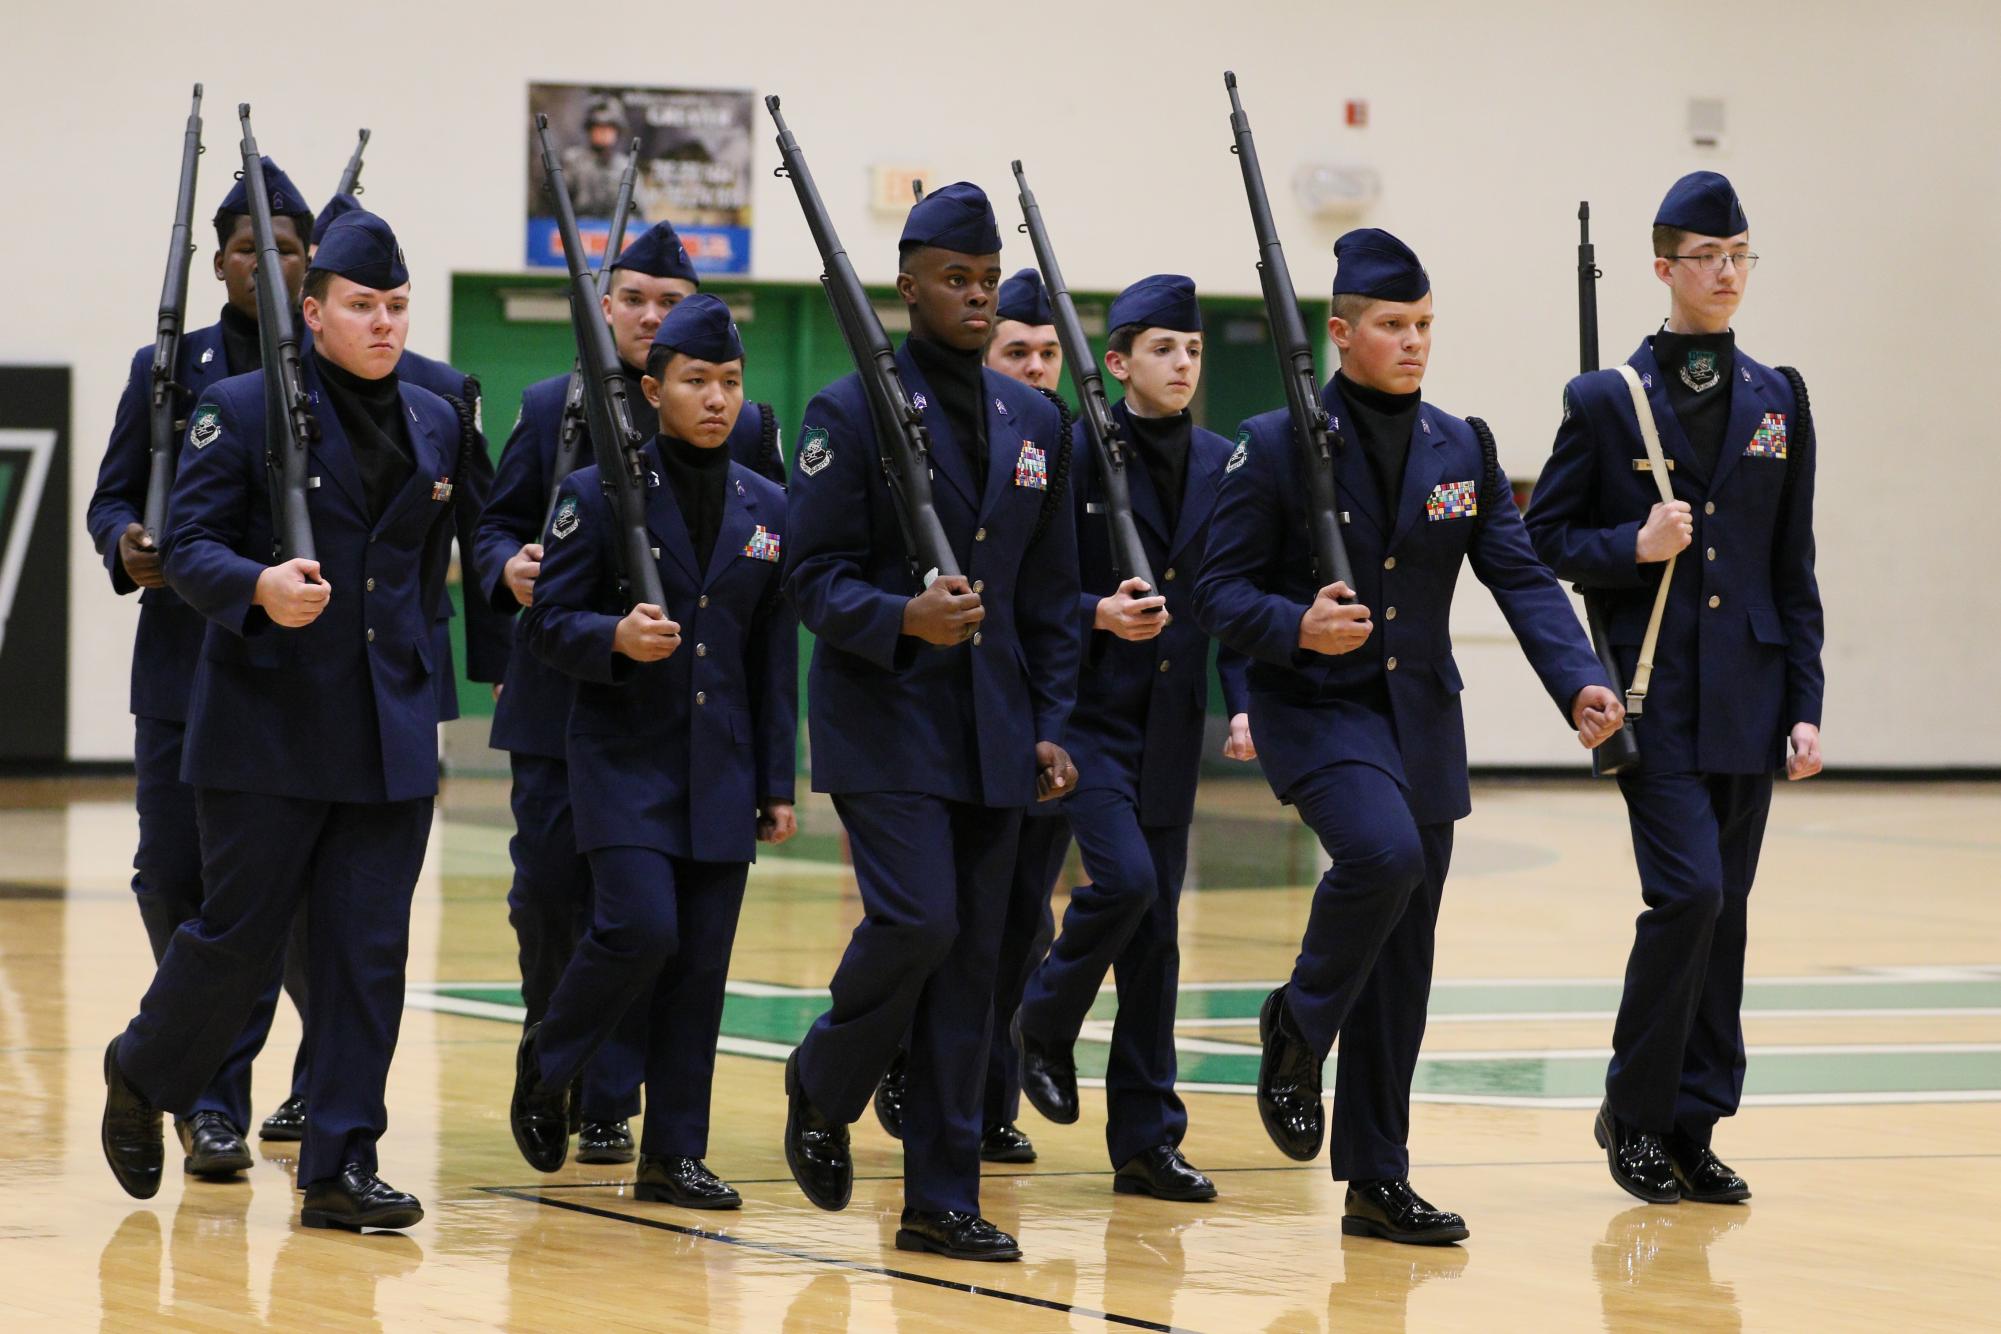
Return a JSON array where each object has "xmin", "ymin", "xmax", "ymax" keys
[{"xmin": 476, "ymin": 1186, "xmax": 1198, "ymax": 1332}]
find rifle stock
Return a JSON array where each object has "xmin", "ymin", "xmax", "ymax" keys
[
  {"xmin": 143, "ymin": 83, "xmax": 205, "ymax": 546},
  {"xmin": 238, "ymin": 107, "xmax": 316, "ymax": 565}
]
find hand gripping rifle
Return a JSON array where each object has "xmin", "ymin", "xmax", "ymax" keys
[
  {"xmin": 544, "ymin": 138, "xmax": 640, "ymax": 532},
  {"xmin": 764, "ymin": 95, "xmax": 961, "ymax": 585},
  {"xmin": 1223, "ymin": 72, "xmax": 1354, "ymax": 599},
  {"xmin": 533, "ymin": 114, "xmax": 667, "ymax": 614},
  {"xmin": 1576, "ymin": 201, "xmax": 1641, "ymax": 775},
  {"xmin": 238, "ymin": 107, "xmax": 317, "ymax": 564},
  {"xmin": 1010, "ymin": 160, "xmax": 1157, "ymax": 596},
  {"xmin": 141, "ymin": 83, "xmax": 205, "ymax": 547}
]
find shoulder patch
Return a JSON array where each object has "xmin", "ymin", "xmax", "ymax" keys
[
  {"xmin": 550, "ymin": 494, "xmax": 580, "ymax": 540},
  {"xmin": 188, "ymin": 403, "xmax": 221, "ymax": 450},
  {"xmin": 799, "ymin": 426, "xmax": 832, "ymax": 477},
  {"xmin": 1226, "ymin": 431, "xmax": 1250, "ymax": 473}
]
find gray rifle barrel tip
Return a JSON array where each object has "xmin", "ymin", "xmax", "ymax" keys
[
  {"xmin": 192, "ymin": 82, "xmax": 203, "ymax": 97},
  {"xmin": 1224, "ymin": 70, "xmax": 1237, "ymax": 90},
  {"xmin": 1010, "ymin": 159, "xmax": 1024, "ymax": 176},
  {"xmin": 535, "ymin": 112, "xmax": 549, "ymax": 131}
]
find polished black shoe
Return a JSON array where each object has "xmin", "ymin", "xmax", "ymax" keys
[
  {"xmin": 873, "ymin": 1050, "xmax": 907, "ymax": 1141},
  {"xmin": 258, "ymin": 1096, "xmax": 307, "ymax": 1142},
  {"xmin": 179, "ymin": 1110, "xmax": 253, "ymax": 1178},
  {"xmin": 1664, "ymin": 1132, "xmax": 1751, "ymax": 1203},
  {"xmin": 300, "ymin": 1164, "xmax": 424, "ymax": 1231},
  {"xmin": 1256, "ymin": 985, "xmax": 1323, "ymax": 1161},
  {"xmin": 635, "ymin": 1154, "xmax": 742, "ymax": 1210},
  {"xmin": 894, "ymin": 1209, "xmax": 1021, "ymax": 1262},
  {"xmin": 576, "ymin": 1119, "xmax": 636, "ymax": 1165},
  {"xmin": 1595, "ymin": 1101, "xmax": 1680, "ymax": 1204},
  {"xmin": 1114, "ymin": 1144, "xmax": 1218, "ymax": 1202},
  {"xmin": 510, "ymin": 1024, "xmax": 570, "ymax": 1173},
  {"xmin": 783, "ymin": 1050, "xmax": 851, "ymax": 1211},
  {"xmin": 1013, "ymin": 1012, "xmax": 1079, "ymax": 1125},
  {"xmin": 980, "ymin": 1121, "xmax": 1037, "ymax": 1164},
  {"xmin": 101, "ymin": 1038, "xmax": 163, "ymax": 1200},
  {"xmin": 1341, "ymin": 1178, "xmax": 1469, "ymax": 1245}
]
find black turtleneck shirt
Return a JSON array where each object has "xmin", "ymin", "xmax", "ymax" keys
[
  {"xmin": 1652, "ymin": 328, "xmax": 1736, "ymax": 479},
  {"xmin": 220, "ymin": 303, "xmax": 263, "ymax": 377},
  {"xmin": 905, "ymin": 334, "xmax": 988, "ymax": 492},
  {"xmin": 658, "ymin": 435, "xmax": 730, "ymax": 570},
  {"xmin": 315, "ymin": 351, "xmax": 414, "ymax": 524},
  {"xmin": 1125, "ymin": 408, "xmax": 1192, "ymax": 533},
  {"xmin": 1335, "ymin": 370, "xmax": 1422, "ymax": 514}
]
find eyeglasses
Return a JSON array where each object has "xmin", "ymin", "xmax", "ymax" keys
[{"xmin": 1671, "ymin": 251, "xmax": 1759, "ymax": 273}]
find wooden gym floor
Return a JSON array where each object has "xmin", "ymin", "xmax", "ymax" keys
[{"xmin": 2, "ymin": 773, "xmax": 1996, "ymax": 1330}]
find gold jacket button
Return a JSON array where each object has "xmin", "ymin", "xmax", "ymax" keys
[
  {"xmin": 1386, "ymin": 655, "xmax": 1399, "ymax": 671},
  {"xmin": 1708, "ymin": 595, "xmax": 1721, "ymax": 609}
]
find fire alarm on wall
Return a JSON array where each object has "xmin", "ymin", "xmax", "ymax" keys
[{"xmin": 1345, "ymin": 99, "xmax": 1369, "ymax": 128}]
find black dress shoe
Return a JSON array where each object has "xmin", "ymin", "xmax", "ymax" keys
[
  {"xmin": 1664, "ymin": 1132, "xmax": 1751, "ymax": 1203},
  {"xmin": 784, "ymin": 1050, "xmax": 851, "ymax": 1211},
  {"xmin": 1114, "ymin": 1144, "xmax": 1217, "ymax": 1201},
  {"xmin": 101, "ymin": 1038, "xmax": 163, "ymax": 1200},
  {"xmin": 1013, "ymin": 1012, "xmax": 1079, "ymax": 1125},
  {"xmin": 510, "ymin": 1024, "xmax": 570, "ymax": 1173},
  {"xmin": 179, "ymin": 1111, "xmax": 253, "ymax": 1178},
  {"xmin": 1256, "ymin": 985, "xmax": 1323, "ymax": 1161},
  {"xmin": 300, "ymin": 1164, "xmax": 424, "ymax": 1231},
  {"xmin": 873, "ymin": 1049, "xmax": 907, "ymax": 1141},
  {"xmin": 1595, "ymin": 1100, "xmax": 1680, "ymax": 1204},
  {"xmin": 258, "ymin": 1096, "xmax": 307, "ymax": 1142},
  {"xmin": 635, "ymin": 1154, "xmax": 742, "ymax": 1210},
  {"xmin": 894, "ymin": 1209, "xmax": 1021, "ymax": 1262},
  {"xmin": 1341, "ymin": 1178, "xmax": 1469, "ymax": 1245},
  {"xmin": 980, "ymin": 1121, "xmax": 1037, "ymax": 1164},
  {"xmin": 576, "ymin": 1119, "xmax": 635, "ymax": 1165}
]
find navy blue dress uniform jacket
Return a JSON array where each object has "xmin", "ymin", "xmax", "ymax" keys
[
  {"xmin": 395, "ymin": 348, "xmax": 509, "ymax": 720},
  {"xmin": 783, "ymin": 344, "xmax": 1082, "ymax": 807},
  {"xmin": 88, "ymin": 321, "xmax": 234, "ymax": 723},
  {"xmin": 162, "ymin": 358, "xmax": 467, "ymax": 804},
  {"xmin": 1068, "ymin": 403, "xmax": 1249, "ymax": 827},
  {"xmin": 521, "ymin": 442, "xmax": 797, "ymax": 864},
  {"xmin": 477, "ymin": 371, "xmax": 785, "ymax": 760},
  {"xmin": 1524, "ymin": 340, "xmax": 1824, "ymax": 775},
  {"xmin": 1194, "ymin": 379, "xmax": 1605, "ymax": 825}
]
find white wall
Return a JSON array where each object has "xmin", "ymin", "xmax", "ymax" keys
[{"xmin": 13, "ymin": 0, "xmax": 1997, "ymax": 765}]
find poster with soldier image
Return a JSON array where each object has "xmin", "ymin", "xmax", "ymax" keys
[{"xmin": 526, "ymin": 82, "xmax": 754, "ymax": 275}]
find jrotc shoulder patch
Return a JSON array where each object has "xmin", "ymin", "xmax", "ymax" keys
[
  {"xmin": 550, "ymin": 494, "xmax": 580, "ymax": 540},
  {"xmin": 188, "ymin": 404, "xmax": 221, "ymax": 450},
  {"xmin": 799, "ymin": 426, "xmax": 832, "ymax": 477},
  {"xmin": 742, "ymin": 525, "xmax": 782, "ymax": 562},
  {"xmin": 1745, "ymin": 413, "xmax": 1788, "ymax": 459},
  {"xmin": 1226, "ymin": 431, "xmax": 1250, "ymax": 473},
  {"xmin": 1426, "ymin": 479, "xmax": 1479, "ymax": 521},
  {"xmin": 1013, "ymin": 441, "xmax": 1047, "ymax": 490}
]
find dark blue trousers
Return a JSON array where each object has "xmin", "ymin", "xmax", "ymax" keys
[
  {"xmin": 1284, "ymin": 762, "xmax": 1454, "ymax": 1182},
  {"xmin": 129, "ymin": 716, "xmax": 281, "ymax": 1132},
  {"xmin": 983, "ymin": 813, "xmax": 1068, "ymax": 1128},
  {"xmin": 1608, "ymin": 769, "xmax": 1773, "ymax": 1142},
  {"xmin": 1019, "ymin": 789, "xmax": 1191, "ymax": 1167},
  {"xmin": 118, "ymin": 789, "xmax": 433, "ymax": 1185},
  {"xmin": 533, "ymin": 845, "xmax": 748, "ymax": 1158},
  {"xmin": 507, "ymin": 752, "xmax": 641, "ymax": 1120},
  {"xmin": 800, "ymin": 793, "xmax": 1021, "ymax": 1215}
]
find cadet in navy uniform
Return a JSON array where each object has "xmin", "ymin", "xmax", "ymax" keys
[
  {"xmin": 475, "ymin": 222, "xmax": 785, "ymax": 1166},
  {"xmin": 1194, "ymin": 230, "xmax": 1625, "ymax": 1245},
  {"xmin": 1014, "ymin": 275, "xmax": 1252, "ymax": 1200},
  {"xmin": 506, "ymin": 295, "xmax": 797, "ymax": 1208},
  {"xmin": 85, "ymin": 158, "xmax": 316, "ymax": 1180},
  {"xmin": 261, "ymin": 191, "xmax": 508, "ymax": 1149},
  {"xmin": 872, "ymin": 266, "xmax": 1073, "ymax": 1165},
  {"xmin": 1525, "ymin": 173, "xmax": 1824, "ymax": 1207},
  {"xmin": 100, "ymin": 212, "xmax": 474, "ymax": 1231},
  {"xmin": 780, "ymin": 182, "xmax": 1082, "ymax": 1262}
]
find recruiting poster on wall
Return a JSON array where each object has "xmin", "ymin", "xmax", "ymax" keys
[{"xmin": 525, "ymin": 82, "xmax": 755, "ymax": 276}]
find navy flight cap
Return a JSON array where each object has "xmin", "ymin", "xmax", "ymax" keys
[
  {"xmin": 1108, "ymin": 274, "xmax": 1202, "ymax": 334},
  {"xmin": 899, "ymin": 181, "xmax": 1002, "ymax": 256},
  {"xmin": 1332, "ymin": 228, "xmax": 1430, "ymax": 302},
  {"xmin": 650, "ymin": 292, "xmax": 744, "ymax": 364},
  {"xmin": 215, "ymin": 156, "xmax": 315, "ymax": 233},
  {"xmin": 613, "ymin": 222, "xmax": 701, "ymax": 285},
  {"xmin": 311, "ymin": 192, "xmax": 362, "ymax": 248},
  {"xmin": 1654, "ymin": 171, "xmax": 1749, "ymax": 237},
  {"xmin": 308, "ymin": 211, "xmax": 408, "ymax": 290},
  {"xmin": 996, "ymin": 268, "xmax": 1055, "ymax": 326}
]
